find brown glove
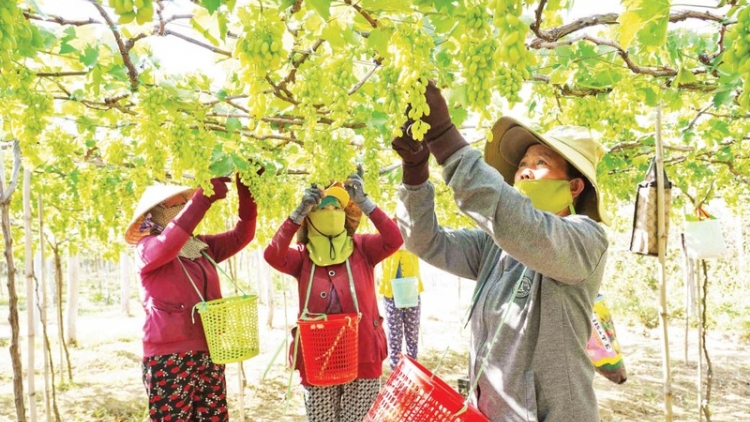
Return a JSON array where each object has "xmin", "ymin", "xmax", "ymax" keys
[
  {"xmin": 391, "ymin": 132, "xmax": 430, "ymax": 185},
  {"xmin": 420, "ymin": 80, "xmax": 469, "ymax": 164}
]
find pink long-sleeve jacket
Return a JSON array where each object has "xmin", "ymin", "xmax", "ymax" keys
[
  {"xmin": 136, "ymin": 188, "xmax": 257, "ymax": 358},
  {"xmin": 264, "ymin": 207, "xmax": 402, "ymax": 385}
]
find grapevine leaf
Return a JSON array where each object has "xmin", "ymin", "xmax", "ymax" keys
[
  {"xmin": 80, "ymin": 45, "xmax": 99, "ymax": 68},
  {"xmin": 673, "ymin": 66, "xmax": 697, "ymax": 87},
  {"xmin": 307, "ymin": 0, "xmax": 332, "ymax": 20},
  {"xmin": 618, "ymin": 0, "xmax": 669, "ymax": 49},
  {"xmin": 59, "ymin": 27, "xmax": 78, "ymax": 54},
  {"xmin": 109, "ymin": 64, "xmax": 129, "ymax": 82},
  {"xmin": 210, "ymin": 153, "xmax": 234, "ymax": 176},
  {"xmin": 451, "ymin": 107, "xmax": 468, "ymax": 128},
  {"xmin": 226, "ymin": 117, "xmax": 242, "ymax": 133},
  {"xmin": 368, "ymin": 111, "xmax": 388, "ymax": 128},
  {"xmin": 202, "ymin": 0, "xmax": 221, "ymax": 14},
  {"xmin": 366, "ymin": 27, "xmax": 391, "ymax": 56},
  {"xmin": 322, "ymin": 22, "xmax": 347, "ymax": 48}
]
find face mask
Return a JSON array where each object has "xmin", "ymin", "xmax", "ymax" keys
[
  {"xmin": 514, "ymin": 179, "xmax": 575, "ymax": 215},
  {"xmin": 306, "ymin": 209, "xmax": 352, "ymax": 266},
  {"xmin": 307, "ymin": 209, "xmax": 346, "ymax": 237}
]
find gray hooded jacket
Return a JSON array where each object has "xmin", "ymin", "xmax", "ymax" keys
[{"xmin": 397, "ymin": 146, "xmax": 608, "ymax": 422}]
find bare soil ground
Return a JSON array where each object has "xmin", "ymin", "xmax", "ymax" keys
[{"xmin": 2, "ymin": 276, "xmax": 749, "ymax": 422}]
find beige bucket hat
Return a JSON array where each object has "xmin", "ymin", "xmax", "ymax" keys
[
  {"xmin": 124, "ymin": 184, "xmax": 196, "ymax": 245},
  {"xmin": 485, "ymin": 116, "xmax": 609, "ymax": 224}
]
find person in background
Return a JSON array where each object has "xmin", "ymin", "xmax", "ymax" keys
[
  {"xmin": 378, "ymin": 233, "xmax": 424, "ymax": 370},
  {"xmin": 125, "ymin": 174, "xmax": 258, "ymax": 421},
  {"xmin": 391, "ymin": 81, "xmax": 609, "ymax": 422},
  {"xmin": 263, "ymin": 172, "xmax": 402, "ymax": 422}
]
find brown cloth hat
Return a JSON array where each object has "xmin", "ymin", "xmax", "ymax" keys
[
  {"xmin": 124, "ymin": 184, "xmax": 195, "ymax": 245},
  {"xmin": 485, "ymin": 117, "xmax": 609, "ymax": 224}
]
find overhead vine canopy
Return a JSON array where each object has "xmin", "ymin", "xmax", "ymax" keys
[{"xmin": 1, "ymin": 0, "xmax": 749, "ymax": 254}]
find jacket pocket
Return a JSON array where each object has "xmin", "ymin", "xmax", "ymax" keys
[{"xmin": 143, "ymin": 297, "xmax": 194, "ymax": 344}]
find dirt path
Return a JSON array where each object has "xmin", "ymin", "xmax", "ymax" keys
[{"xmin": 2, "ymin": 281, "xmax": 749, "ymax": 421}]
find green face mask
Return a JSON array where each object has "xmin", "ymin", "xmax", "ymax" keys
[{"xmin": 514, "ymin": 179, "xmax": 575, "ymax": 215}]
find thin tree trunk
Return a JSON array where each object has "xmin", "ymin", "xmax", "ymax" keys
[
  {"xmin": 65, "ymin": 254, "xmax": 79, "ymax": 346},
  {"xmin": 52, "ymin": 248, "xmax": 72, "ymax": 382},
  {"xmin": 655, "ymin": 104, "xmax": 674, "ymax": 421},
  {"xmin": 700, "ymin": 261, "xmax": 713, "ymax": 422},
  {"xmin": 1, "ymin": 140, "xmax": 27, "ymax": 421},
  {"xmin": 24, "ymin": 168, "xmax": 38, "ymax": 422}
]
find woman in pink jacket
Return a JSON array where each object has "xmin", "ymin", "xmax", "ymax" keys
[
  {"xmin": 264, "ymin": 172, "xmax": 402, "ymax": 422},
  {"xmin": 125, "ymin": 175, "xmax": 257, "ymax": 421}
]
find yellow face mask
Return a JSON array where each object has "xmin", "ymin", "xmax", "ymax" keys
[
  {"xmin": 514, "ymin": 179, "xmax": 575, "ymax": 215},
  {"xmin": 306, "ymin": 210, "xmax": 353, "ymax": 266}
]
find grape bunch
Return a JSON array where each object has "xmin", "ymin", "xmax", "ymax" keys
[
  {"xmin": 459, "ymin": 36, "xmax": 496, "ymax": 108},
  {"xmin": 723, "ymin": 5, "xmax": 750, "ymax": 108},
  {"xmin": 108, "ymin": 0, "xmax": 154, "ymax": 25},
  {"xmin": 327, "ymin": 58, "xmax": 357, "ymax": 126},
  {"xmin": 0, "ymin": 2, "xmax": 44, "ymax": 70},
  {"xmin": 390, "ymin": 27, "xmax": 435, "ymax": 141},
  {"xmin": 492, "ymin": 0, "xmax": 534, "ymax": 69},
  {"xmin": 291, "ymin": 62, "xmax": 327, "ymax": 136},
  {"xmin": 495, "ymin": 64, "xmax": 524, "ymax": 105},
  {"xmin": 463, "ymin": 4, "xmax": 491, "ymax": 33},
  {"xmin": 234, "ymin": 8, "xmax": 286, "ymax": 74}
]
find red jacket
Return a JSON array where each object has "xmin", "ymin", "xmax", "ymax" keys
[
  {"xmin": 264, "ymin": 207, "xmax": 402, "ymax": 385},
  {"xmin": 136, "ymin": 191, "xmax": 257, "ymax": 358}
]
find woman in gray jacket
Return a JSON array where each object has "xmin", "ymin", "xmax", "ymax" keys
[{"xmin": 391, "ymin": 81, "xmax": 609, "ymax": 422}]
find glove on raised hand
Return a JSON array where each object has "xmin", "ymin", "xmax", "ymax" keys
[
  {"xmin": 344, "ymin": 173, "xmax": 376, "ymax": 215},
  {"xmin": 203, "ymin": 177, "xmax": 231, "ymax": 203},
  {"xmin": 290, "ymin": 186, "xmax": 323, "ymax": 225},
  {"xmin": 420, "ymin": 80, "xmax": 469, "ymax": 164},
  {"xmin": 392, "ymin": 132, "xmax": 430, "ymax": 185},
  {"xmin": 173, "ymin": 176, "xmax": 230, "ymax": 233}
]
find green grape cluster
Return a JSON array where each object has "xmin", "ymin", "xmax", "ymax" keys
[
  {"xmin": 0, "ymin": 1, "xmax": 43, "ymax": 70},
  {"xmin": 492, "ymin": 0, "xmax": 534, "ymax": 67},
  {"xmin": 459, "ymin": 35, "xmax": 496, "ymax": 108},
  {"xmin": 291, "ymin": 62, "xmax": 327, "ymax": 137},
  {"xmin": 327, "ymin": 59, "xmax": 357, "ymax": 126},
  {"xmin": 463, "ymin": 4, "xmax": 491, "ymax": 33},
  {"xmin": 724, "ymin": 6, "xmax": 750, "ymax": 108},
  {"xmin": 108, "ymin": 0, "xmax": 154, "ymax": 25},
  {"xmin": 495, "ymin": 64, "xmax": 524, "ymax": 104},
  {"xmin": 234, "ymin": 9, "xmax": 286, "ymax": 74},
  {"xmin": 390, "ymin": 27, "xmax": 434, "ymax": 141}
]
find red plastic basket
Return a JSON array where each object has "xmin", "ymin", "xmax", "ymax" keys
[
  {"xmin": 297, "ymin": 313, "xmax": 360, "ymax": 386},
  {"xmin": 364, "ymin": 355, "xmax": 488, "ymax": 422}
]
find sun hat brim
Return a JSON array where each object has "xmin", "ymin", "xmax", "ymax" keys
[
  {"xmin": 324, "ymin": 186, "xmax": 350, "ymax": 209},
  {"xmin": 485, "ymin": 116, "xmax": 609, "ymax": 224},
  {"xmin": 124, "ymin": 184, "xmax": 196, "ymax": 245}
]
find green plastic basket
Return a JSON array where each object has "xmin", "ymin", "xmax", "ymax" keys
[
  {"xmin": 391, "ymin": 277, "xmax": 419, "ymax": 309},
  {"xmin": 198, "ymin": 294, "xmax": 260, "ymax": 364}
]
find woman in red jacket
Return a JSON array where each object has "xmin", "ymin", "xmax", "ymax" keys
[
  {"xmin": 264, "ymin": 172, "xmax": 402, "ymax": 422},
  {"xmin": 125, "ymin": 175, "xmax": 258, "ymax": 421}
]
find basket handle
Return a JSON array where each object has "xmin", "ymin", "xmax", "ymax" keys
[
  {"xmin": 201, "ymin": 250, "xmax": 247, "ymax": 296},
  {"xmin": 177, "ymin": 257, "xmax": 207, "ymax": 324},
  {"xmin": 696, "ymin": 207, "xmax": 713, "ymax": 221},
  {"xmin": 300, "ymin": 260, "xmax": 360, "ymax": 318}
]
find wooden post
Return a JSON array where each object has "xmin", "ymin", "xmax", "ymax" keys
[
  {"xmin": 655, "ymin": 104, "xmax": 674, "ymax": 421},
  {"xmin": 23, "ymin": 168, "xmax": 37, "ymax": 422},
  {"xmin": 65, "ymin": 254, "xmax": 79, "ymax": 346},
  {"xmin": 37, "ymin": 192, "xmax": 52, "ymax": 422}
]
